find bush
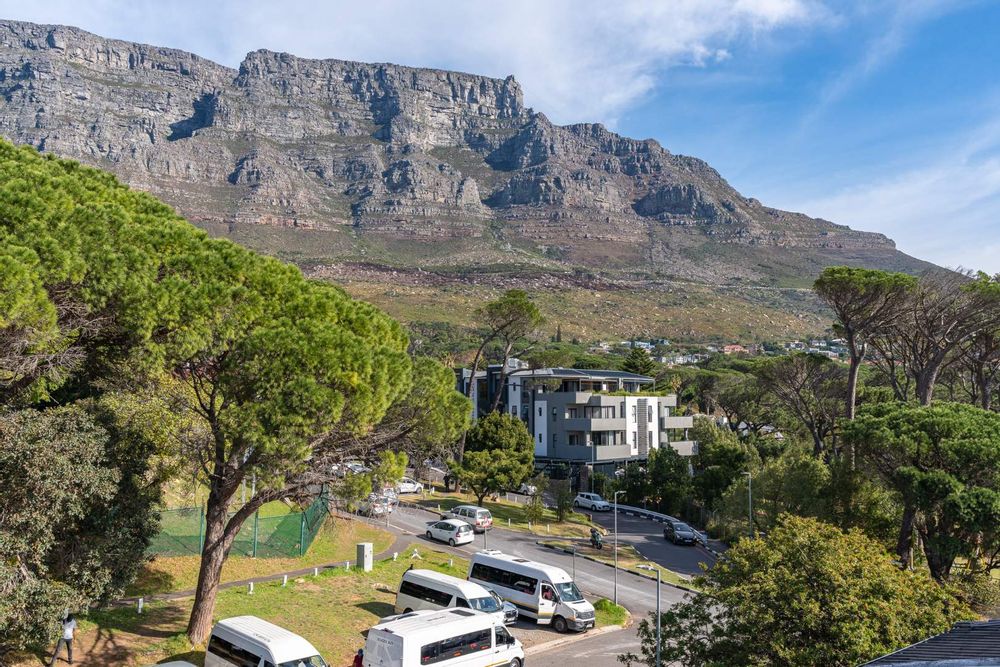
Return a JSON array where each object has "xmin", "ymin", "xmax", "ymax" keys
[{"xmin": 551, "ymin": 480, "xmax": 575, "ymax": 522}]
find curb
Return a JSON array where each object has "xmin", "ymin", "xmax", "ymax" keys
[
  {"xmin": 536, "ymin": 540, "xmax": 701, "ymax": 595},
  {"xmin": 524, "ymin": 621, "xmax": 626, "ymax": 657}
]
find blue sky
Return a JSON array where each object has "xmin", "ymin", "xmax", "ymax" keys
[{"xmin": 3, "ymin": 0, "xmax": 999, "ymax": 271}]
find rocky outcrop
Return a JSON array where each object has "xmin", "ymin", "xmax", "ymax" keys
[{"xmin": 0, "ymin": 18, "xmax": 913, "ymax": 281}]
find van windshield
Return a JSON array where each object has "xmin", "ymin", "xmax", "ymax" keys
[
  {"xmin": 278, "ymin": 656, "xmax": 328, "ymax": 667},
  {"xmin": 555, "ymin": 582, "xmax": 584, "ymax": 603},
  {"xmin": 468, "ymin": 596, "xmax": 501, "ymax": 613}
]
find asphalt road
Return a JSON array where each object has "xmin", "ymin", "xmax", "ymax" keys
[
  {"xmin": 384, "ymin": 503, "xmax": 693, "ymax": 665},
  {"xmin": 589, "ymin": 511, "xmax": 718, "ymax": 577}
]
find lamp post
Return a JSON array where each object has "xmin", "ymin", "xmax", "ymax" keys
[
  {"xmin": 613, "ymin": 489, "xmax": 625, "ymax": 605},
  {"xmin": 744, "ymin": 471, "xmax": 753, "ymax": 538},
  {"xmin": 639, "ymin": 565, "xmax": 662, "ymax": 667}
]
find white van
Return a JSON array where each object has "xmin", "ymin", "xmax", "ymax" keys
[
  {"xmin": 468, "ymin": 550, "xmax": 596, "ymax": 633},
  {"xmin": 364, "ymin": 608, "xmax": 523, "ymax": 667},
  {"xmin": 205, "ymin": 616, "xmax": 328, "ymax": 667},
  {"xmin": 394, "ymin": 568, "xmax": 517, "ymax": 625}
]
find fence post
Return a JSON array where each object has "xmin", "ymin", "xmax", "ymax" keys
[
  {"xmin": 198, "ymin": 508, "xmax": 205, "ymax": 553},
  {"xmin": 300, "ymin": 512, "xmax": 306, "ymax": 557},
  {"xmin": 252, "ymin": 510, "xmax": 259, "ymax": 558}
]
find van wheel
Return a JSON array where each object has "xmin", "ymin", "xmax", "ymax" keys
[
  {"xmin": 404, "ymin": 608, "xmax": 412, "ymax": 613},
  {"xmin": 509, "ymin": 659, "xmax": 522, "ymax": 667},
  {"xmin": 553, "ymin": 616, "xmax": 568, "ymax": 633},
  {"xmin": 448, "ymin": 538, "xmax": 456, "ymax": 546}
]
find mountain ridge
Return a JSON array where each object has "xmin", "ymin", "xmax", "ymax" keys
[{"xmin": 0, "ymin": 18, "xmax": 933, "ymax": 339}]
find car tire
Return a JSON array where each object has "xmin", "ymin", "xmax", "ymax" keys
[
  {"xmin": 426, "ymin": 531, "xmax": 433, "ymax": 540},
  {"xmin": 509, "ymin": 659, "xmax": 522, "ymax": 667},
  {"xmin": 449, "ymin": 538, "xmax": 456, "ymax": 547},
  {"xmin": 573, "ymin": 500, "xmax": 580, "ymax": 507},
  {"xmin": 553, "ymin": 616, "xmax": 568, "ymax": 633}
]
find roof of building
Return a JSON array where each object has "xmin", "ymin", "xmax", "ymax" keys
[
  {"xmin": 509, "ymin": 367, "xmax": 654, "ymax": 382},
  {"xmin": 862, "ymin": 620, "xmax": 1000, "ymax": 666}
]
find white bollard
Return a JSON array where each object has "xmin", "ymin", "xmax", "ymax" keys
[
  {"xmin": 282, "ymin": 575, "xmax": 288, "ymax": 587},
  {"xmin": 547, "ymin": 524, "xmax": 550, "ymax": 534},
  {"xmin": 313, "ymin": 567, "xmax": 319, "ymax": 577},
  {"xmin": 345, "ymin": 560, "xmax": 350, "ymax": 571},
  {"xmin": 528, "ymin": 521, "xmax": 532, "ymax": 529},
  {"xmin": 137, "ymin": 598, "xmax": 144, "ymax": 614},
  {"xmin": 393, "ymin": 552, "xmax": 398, "ymax": 562},
  {"xmin": 449, "ymin": 558, "xmax": 453, "ymax": 568},
  {"xmin": 248, "ymin": 581, "xmax": 254, "ymax": 595},
  {"xmin": 508, "ymin": 518, "xmax": 511, "ymax": 527}
]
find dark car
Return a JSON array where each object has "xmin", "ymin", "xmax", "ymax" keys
[{"xmin": 664, "ymin": 520, "xmax": 698, "ymax": 545}]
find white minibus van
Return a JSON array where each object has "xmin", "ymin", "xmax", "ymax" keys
[
  {"xmin": 394, "ymin": 568, "xmax": 517, "ymax": 625},
  {"xmin": 364, "ymin": 608, "xmax": 523, "ymax": 667},
  {"xmin": 468, "ymin": 550, "xmax": 595, "ymax": 633},
  {"xmin": 205, "ymin": 616, "xmax": 328, "ymax": 667}
]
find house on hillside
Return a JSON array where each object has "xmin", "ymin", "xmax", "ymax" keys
[
  {"xmin": 723, "ymin": 344, "xmax": 749, "ymax": 355},
  {"xmin": 455, "ymin": 366, "xmax": 695, "ymax": 475}
]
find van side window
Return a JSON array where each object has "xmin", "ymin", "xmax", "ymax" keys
[
  {"xmin": 207, "ymin": 635, "xmax": 262, "ymax": 667},
  {"xmin": 420, "ymin": 628, "xmax": 492, "ymax": 665},
  {"xmin": 400, "ymin": 579, "xmax": 453, "ymax": 607},
  {"xmin": 455, "ymin": 597, "xmax": 470, "ymax": 608},
  {"xmin": 471, "ymin": 563, "xmax": 538, "ymax": 594}
]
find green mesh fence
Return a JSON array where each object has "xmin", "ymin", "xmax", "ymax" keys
[{"xmin": 148, "ymin": 488, "xmax": 330, "ymax": 558}]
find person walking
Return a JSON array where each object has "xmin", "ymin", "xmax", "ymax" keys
[
  {"xmin": 352, "ymin": 648, "xmax": 364, "ymax": 667},
  {"xmin": 49, "ymin": 613, "xmax": 76, "ymax": 665}
]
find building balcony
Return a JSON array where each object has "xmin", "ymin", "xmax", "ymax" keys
[
  {"xmin": 662, "ymin": 415, "xmax": 693, "ymax": 429},
  {"xmin": 664, "ymin": 440, "xmax": 698, "ymax": 456},
  {"xmin": 563, "ymin": 417, "xmax": 624, "ymax": 432}
]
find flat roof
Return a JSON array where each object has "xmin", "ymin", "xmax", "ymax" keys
[{"xmin": 510, "ymin": 368, "xmax": 654, "ymax": 382}]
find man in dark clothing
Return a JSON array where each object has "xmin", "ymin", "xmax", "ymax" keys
[
  {"xmin": 352, "ymin": 648, "xmax": 364, "ymax": 667},
  {"xmin": 49, "ymin": 613, "xmax": 76, "ymax": 665}
]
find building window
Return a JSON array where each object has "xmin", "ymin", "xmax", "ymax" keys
[
  {"xmin": 567, "ymin": 407, "xmax": 579, "ymax": 419},
  {"xmin": 511, "ymin": 406, "xmax": 517, "ymax": 416},
  {"xmin": 552, "ymin": 433, "xmax": 557, "ymax": 446},
  {"xmin": 620, "ymin": 402, "xmax": 625, "ymax": 418},
  {"xmin": 552, "ymin": 407, "xmax": 557, "ymax": 420},
  {"xmin": 568, "ymin": 434, "xmax": 580, "ymax": 446},
  {"xmin": 538, "ymin": 433, "xmax": 542, "ymax": 443},
  {"xmin": 631, "ymin": 406, "xmax": 636, "ymax": 419},
  {"xmin": 648, "ymin": 410, "xmax": 653, "ymax": 423},
  {"xmin": 538, "ymin": 407, "xmax": 542, "ymax": 417},
  {"xmin": 632, "ymin": 431, "xmax": 637, "ymax": 444}
]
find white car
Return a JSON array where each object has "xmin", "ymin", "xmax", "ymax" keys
[
  {"xmin": 396, "ymin": 477, "xmax": 424, "ymax": 494},
  {"xmin": 518, "ymin": 482, "xmax": 538, "ymax": 496},
  {"xmin": 425, "ymin": 519, "xmax": 475, "ymax": 546},
  {"xmin": 574, "ymin": 492, "xmax": 611, "ymax": 511}
]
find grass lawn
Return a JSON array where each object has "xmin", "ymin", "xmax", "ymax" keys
[
  {"xmin": 594, "ymin": 598, "xmax": 629, "ymax": 626},
  {"xmin": 20, "ymin": 547, "xmax": 625, "ymax": 667},
  {"xmin": 414, "ymin": 489, "xmax": 598, "ymax": 538},
  {"xmin": 129, "ymin": 516, "xmax": 394, "ymax": 596},
  {"xmin": 541, "ymin": 539, "xmax": 695, "ymax": 589}
]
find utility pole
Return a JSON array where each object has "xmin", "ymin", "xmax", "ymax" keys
[
  {"xmin": 613, "ymin": 490, "xmax": 625, "ymax": 605},
  {"xmin": 656, "ymin": 567, "xmax": 661, "ymax": 667}
]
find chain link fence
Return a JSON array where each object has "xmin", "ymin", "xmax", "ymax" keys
[{"xmin": 148, "ymin": 487, "xmax": 330, "ymax": 558}]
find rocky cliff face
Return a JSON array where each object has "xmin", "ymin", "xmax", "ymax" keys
[{"xmin": 0, "ymin": 19, "xmax": 920, "ymax": 284}]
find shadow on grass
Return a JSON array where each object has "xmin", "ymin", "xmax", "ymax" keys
[
  {"xmin": 65, "ymin": 604, "xmax": 193, "ymax": 667},
  {"xmin": 127, "ymin": 562, "xmax": 178, "ymax": 598},
  {"xmin": 355, "ymin": 601, "xmax": 395, "ymax": 620}
]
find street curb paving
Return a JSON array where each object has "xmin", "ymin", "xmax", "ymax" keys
[
  {"xmin": 523, "ymin": 620, "xmax": 628, "ymax": 657},
  {"xmin": 536, "ymin": 540, "xmax": 702, "ymax": 595}
]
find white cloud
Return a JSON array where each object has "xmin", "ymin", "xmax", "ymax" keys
[
  {"xmin": 790, "ymin": 119, "xmax": 1000, "ymax": 273},
  {"xmin": 0, "ymin": 0, "xmax": 828, "ymax": 125}
]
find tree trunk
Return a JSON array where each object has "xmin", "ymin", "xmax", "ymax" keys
[
  {"xmin": 186, "ymin": 490, "xmax": 235, "ymax": 644},
  {"xmin": 916, "ymin": 363, "xmax": 942, "ymax": 406},
  {"xmin": 975, "ymin": 363, "xmax": 992, "ymax": 411},
  {"xmin": 810, "ymin": 428, "xmax": 824, "ymax": 459},
  {"xmin": 921, "ymin": 536, "xmax": 954, "ymax": 583},
  {"xmin": 896, "ymin": 504, "xmax": 917, "ymax": 568},
  {"xmin": 489, "ymin": 343, "xmax": 514, "ymax": 414}
]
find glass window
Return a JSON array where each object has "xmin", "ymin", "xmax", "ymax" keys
[
  {"xmin": 538, "ymin": 407, "xmax": 542, "ymax": 416},
  {"xmin": 421, "ymin": 629, "xmax": 491, "ymax": 665},
  {"xmin": 278, "ymin": 658, "xmax": 328, "ymax": 667},
  {"xmin": 468, "ymin": 595, "xmax": 501, "ymax": 613},
  {"xmin": 555, "ymin": 581, "xmax": 584, "ymax": 603}
]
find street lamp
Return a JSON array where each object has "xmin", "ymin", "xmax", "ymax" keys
[
  {"xmin": 613, "ymin": 489, "xmax": 625, "ymax": 605},
  {"xmin": 743, "ymin": 471, "xmax": 753, "ymax": 538},
  {"xmin": 639, "ymin": 565, "xmax": 661, "ymax": 667}
]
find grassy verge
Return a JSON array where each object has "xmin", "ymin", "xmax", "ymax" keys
[
  {"xmin": 594, "ymin": 598, "xmax": 629, "ymax": 626},
  {"xmin": 129, "ymin": 517, "xmax": 394, "ymax": 596},
  {"xmin": 20, "ymin": 546, "xmax": 624, "ymax": 666},
  {"xmin": 413, "ymin": 490, "xmax": 598, "ymax": 538},
  {"xmin": 541, "ymin": 539, "xmax": 695, "ymax": 589}
]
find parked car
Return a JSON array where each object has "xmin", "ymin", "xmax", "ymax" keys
[
  {"xmin": 517, "ymin": 482, "xmax": 538, "ymax": 496},
  {"xmin": 397, "ymin": 477, "xmax": 424, "ymax": 494},
  {"xmin": 664, "ymin": 519, "xmax": 698, "ymax": 545},
  {"xmin": 442, "ymin": 505, "xmax": 493, "ymax": 533},
  {"xmin": 574, "ymin": 492, "xmax": 611, "ymax": 511},
  {"xmin": 359, "ymin": 493, "xmax": 395, "ymax": 517},
  {"xmin": 345, "ymin": 461, "xmax": 370, "ymax": 474},
  {"xmin": 425, "ymin": 519, "xmax": 475, "ymax": 546}
]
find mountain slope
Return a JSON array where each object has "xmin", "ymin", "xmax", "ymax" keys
[{"xmin": 0, "ymin": 19, "xmax": 932, "ymax": 339}]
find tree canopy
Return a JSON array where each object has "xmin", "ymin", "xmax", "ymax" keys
[
  {"xmin": 620, "ymin": 515, "xmax": 971, "ymax": 667},
  {"xmin": 450, "ymin": 411, "xmax": 534, "ymax": 506}
]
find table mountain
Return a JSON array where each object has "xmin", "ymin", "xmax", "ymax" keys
[{"xmin": 0, "ymin": 19, "xmax": 931, "ymax": 339}]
